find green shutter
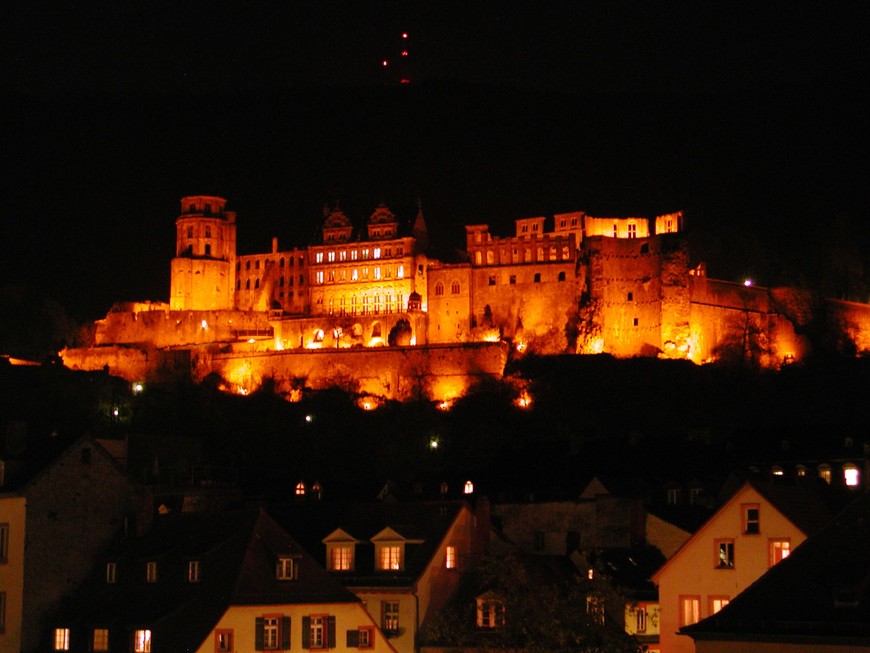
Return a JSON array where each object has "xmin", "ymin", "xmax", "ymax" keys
[
  {"xmin": 327, "ymin": 616, "xmax": 336, "ymax": 648},
  {"xmin": 255, "ymin": 617, "xmax": 265, "ymax": 650},
  {"xmin": 346, "ymin": 629, "xmax": 359, "ymax": 648},
  {"xmin": 302, "ymin": 616, "xmax": 311, "ymax": 649},
  {"xmin": 281, "ymin": 616, "xmax": 291, "ymax": 649}
]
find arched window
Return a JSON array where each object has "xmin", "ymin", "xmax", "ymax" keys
[
  {"xmin": 235, "ymin": 280, "xmax": 240, "ymax": 290},
  {"xmin": 245, "ymin": 280, "xmax": 250, "ymax": 290},
  {"xmin": 451, "ymin": 281, "xmax": 460, "ymax": 294},
  {"xmin": 558, "ymin": 271, "xmax": 566, "ymax": 282},
  {"xmin": 435, "ymin": 282, "xmax": 444, "ymax": 296}
]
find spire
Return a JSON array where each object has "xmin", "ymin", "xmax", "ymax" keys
[{"xmin": 413, "ymin": 197, "xmax": 429, "ymax": 253}]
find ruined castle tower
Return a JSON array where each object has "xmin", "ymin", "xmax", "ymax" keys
[{"xmin": 169, "ymin": 196, "xmax": 237, "ymax": 310}]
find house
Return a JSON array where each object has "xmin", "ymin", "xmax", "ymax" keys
[
  {"xmin": 270, "ymin": 498, "xmax": 484, "ymax": 653},
  {"xmin": 0, "ymin": 435, "xmax": 144, "ymax": 653},
  {"xmin": 41, "ymin": 509, "xmax": 399, "ymax": 653},
  {"xmin": 651, "ymin": 480, "xmax": 834, "ymax": 653},
  {"xmin": 680, "ymin": 490, "xmax": 870, "ymax": 652}
]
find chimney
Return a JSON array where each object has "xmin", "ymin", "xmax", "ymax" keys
[{"xmin": 272, "ymin": 237, "xmax": 279, "ymax": 254}]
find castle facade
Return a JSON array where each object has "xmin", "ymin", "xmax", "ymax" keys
[{"xmin": 61, "ymin": 196, "xmax": 870, "ymax": 400}]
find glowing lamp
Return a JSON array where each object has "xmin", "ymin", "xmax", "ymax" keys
[
  {"xmin": 201, "ymin": 320, "xmax": 208, "ymax": 329},
  {"xmin": 464, "ymin": 480, "xmax": 474, "ymax": 494},
  {"xmin": 305, "ymin": 414, "xmax": 313, "ymax": 423},
  {"xmin": 428, "ymin": 437, "xmax": 439, "ymax": 450},
  {"xmin": 743, "ymin": 279, "xmax": 753, "ymax": 287},
  {"xmin": 248, "ymin": 338, "xmax": 255, "ymax": 344},
  {"xmin": 382, "ymin": 60, "xmax": 389, "ymax": 67},
  {"xmin": 402, "ymin": 32, "xmax": 408, "ymax": 39},
  {"xmin": 132, "ymin": 382, "xmax": 144, "ymax": 394}
]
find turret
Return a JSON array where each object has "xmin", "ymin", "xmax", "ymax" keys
[{"xmin": 170, "ymin": 195, "xmax": 237, "ymax": 311}]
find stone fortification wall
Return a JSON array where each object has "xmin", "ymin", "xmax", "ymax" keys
[
  {"xmin": 470, "ymin": 261, "xmax": 579, "ymax": 351},
  {"xmin": 427, "ymin": 264, "xmax": 473, "ymax": 344},
  {"xmin": 271, "ymin": 311, "xmax": 428, "ymax": 349},
  {"xmin": 196, "ymin": 341, "xmax": 509, "ymax": 401},
  {"xmin": 61, "ymin": 346, "xmax": 192, "ymax": 384},
  {"xmin": 689, "ymin": 278, "xmax": 807, "ymax": 365},
  {"xmin": 585, "ymin": 236, "xmax": 668, "ymax": 357},
  {"xmin": 659, "ymin": 235, "xmax": 692, "ymax": 357},
  {"xmin": 95, "ymin": 309, "xmax": 274, "ymax": 348}
]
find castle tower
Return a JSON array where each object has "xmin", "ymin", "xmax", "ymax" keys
[{"xmin": 170, "ymin": 196, "xmax": 237, "ymax": 310}]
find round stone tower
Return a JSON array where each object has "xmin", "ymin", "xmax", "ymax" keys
[{"xmin": 170, "ymin": 196, "xmax": 237, "ymax": 310}]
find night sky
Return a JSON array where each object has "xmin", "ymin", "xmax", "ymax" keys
[{"xmin": 2, "ymin": 3, "xmax": 869, "ymax": 322}]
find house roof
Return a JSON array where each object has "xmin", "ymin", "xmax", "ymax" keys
[
  {"xmin": 651, "ymin": 480, "xmax": 834, "ymax": 582},
  {"xmin": 270, "ymin": 499, "xmax": 469, "ymax": 588},
  {"xmin": 682, "ymin": 491, "xmax": 870, "ymax": 644},
  {"xmin": 49, "ymin": 509, "xmax": 359, "ymax": 652}
]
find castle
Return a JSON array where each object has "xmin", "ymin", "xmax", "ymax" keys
[{"xmin": 61, "ymin": 196, "xmax": 870, "ymax": 401}]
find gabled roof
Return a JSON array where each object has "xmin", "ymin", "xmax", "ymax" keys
[
  {"xmin": 652, "ymin": 480, "xmax": 834, "ymax": 582},
  {"xmin": 50, "ymin": 509, "xmax": 359, "ymax": 652},
  {"xmin": 271, "ymin": 499, "xmax": 469, "ymax": 588},
  {"xmin": 682, "ymin": 491, "xmax": 870, "ymax": 644}
]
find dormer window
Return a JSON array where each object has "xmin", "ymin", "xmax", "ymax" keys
[
  {"xmin": 476, "ymin": 596, "xmax": 504, "ymax": 628},
  {"xmin": 276, "ymin": 557, "xmax": 296, "ymax": 580},
  {"xmin": 378, "ymin": 545, "xmax": 402, "ymax": 571},
  {"xmin": 188, "ymin": 560, "xmax": 200, "ymax": 583},
  {"xmin": 329, "ymin": 544, "xmax": 354, "ymax": 571}
]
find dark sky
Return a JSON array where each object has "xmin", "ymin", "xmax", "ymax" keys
[{"xmin": 2, "ymin": 3, "xmax": 869, "ymax": 321}]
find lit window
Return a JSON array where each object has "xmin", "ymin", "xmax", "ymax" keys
[
  {"xmin": 93, "ymin": 628, "xmax": 110, "ymax": 651},
  {"xmin": 329, "ymin": 545, "xmax": 353, "ymax": 571},
  {"xmin": 316, "ymin": 271, "xmax": 324, "ymax": 284},
  {"xmin": 667, "ymin": 488, "xmax": 681, "ymax": 504},
  {"xmin": 188, "ymin": 560, "xmax": 200, "ymax": 583},
  {"xmin": 362, "ymin": 248, "xmax": 370, "ymax": 259},
  {"xmin": 464, "ymin": 480, "xmax": 474, "ymax": 494},
  {"xmin": 709, "ymin": 596, "xmax": 730, "ymax": 614},
  {"xmin": 378, "ymin": 545, "xmax": 401, "ymax": 570},
  {"xmin": 106, "ymin": 562, "xmax": 116, "ymax": 583},
  {"xmin": 382, "ymin": 600, "xmax": 400, "ymax": 633},
  {"xmin": 743, "ymin": 504, "xmax": 760, "ymax": 534},
  {"xmin": 397, "ymin": 265, "xmax": 404, "ymax": 278},
  {"xmin": 276, "ymin": 557, "xmax": 295, "ymax": 580},
  {"xmin": 769, "ymin": 539, "xmax": 791, "ymax": 566},
  {"xmin": 315, "ymin": 252, "xmax": 324, "ymax": 263},
  {"xmin": 374, "ymin": 247, "xmax": 381, "ymax": 258},
  {"xmin": 796, "ymin": 464, "xmax": 807, "ymax": 477},
  {"xmin": 215, "ymin": 630, "xmax": 233, "ymax": 652},
  {"xmin": 54, "ymin": 628, "xmax": 70, "ymax": 651},
  {"xmin": 771, "ymin": 465, "xmax": 784, "ymax": 477},
  {"xmin": 476, "ymin": 598, "xmax": 504, "ymax": 628},
  {"xmin": 819, "ymin": 464, "xmax": 832, "ymax": 484},
  {"xmin": 374, "ymin": 267, "xmax": 381, "ymax": 280},
  {"xmin": 679, "ymin": 596, "xmax": 700, "ymax": 627},
  {"xmin": 339, "ymin": 250, "xmax": 347, "ymax": 261},
  {"xmin": 327, "ymin": 251, "xmax": 335, "ymax": 262},
  {"xmin": 351, "ymin": 250, "xmax": 358, "ymax": 261},
  {"xmin": 843, "ymin": 464, "xmax": 860, "ymax": 487},
  {"xmin": 133, "ymin": 629, "xmax": 152, "ymax": 653},
  {"xmin": 716, "ymin": 540, "xmax": 735, "ymax": 568},
  {"xmin": 309, "ymin": 615, "xmax": 326, "ymax": 648},
  {"xmin": 352, "ymin": 269, "xmax": 358, "ymax": 281},
  {"xmin": 146, "ymin": 561, "xmax": 158, "ymax": 583},
  {"xmin": 445, "ymin": 545, "xmax": 457, "ymax": 569}
]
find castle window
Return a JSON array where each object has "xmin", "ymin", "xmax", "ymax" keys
[
  {"xmin": 385, "ymin": 247, "xmax": 392, "ymax": 257},
  {"xmin": 512, "ymin": 248, "xmax": 519, "ymax": 262},
  {"xmin": 628, "ymin": 223, "xmax": 637, "ymax": 238},
  {"xmin": 475, "ymin": 252, "xmax": 482, "ymax": 265},
  {"xmin": 627, "ymin": 292, "xmax": 633, "ymax": 301},
  {"xmin": 562, "ymin": 246, "xmax": 570, "ymax": 259},
  {"xmin": 316, "ymin": 252, "xmax": 324, "ymax": 263},
  {"xmin": 509, "ymin": 275, "xmax": 516, "ymax": 285},
  {"xmin": 488, "ymin": 275, "xmax": 496, "ymax": 286},
  {"xmin": 351, "ymin": 250, "xmax": 358, "ymax": 261},
  {"xmin": 532, "ymin": 223, "xmax": 539, "ymax": 232},
  {"xmin": 549, "ymin": 246, "xmax": 557, "ymax": 260},
  {"xmin": 246, "ymin": 280, "xmax": 250, "ymax": 290},
  {"xmin": 397, "ymin": 246, "xmax": 403, "ymax": 255},
  {"xmin": 362, "ymin": 268, "xmax": 369, "ymax": 280},
  {"xmin": 384, "ymin": 266, "xmax": 391, "ymax": 278},
  {"xmin": 560, "ymin": 219, "xmax": 566, "ymax": 228},
  {"xmin": 633, "ymin": 317, "xmax": 639, "ymax": 326},
  {"xmin": 525, "ymin": 248, "xmax": 531, "ymax": 262},
  {"xmin": 280, "ymin": 258, "xmax": 284, "ymax": 267},
  {"xmin": 486, "ymin": 250, "xmax": 494, "ymax": 265},
  {"xmin": 451, "ymin": 281, "xmax": 460, "ymax": 294},
  {"xmin": 362, "ymin": 248, "xmax": 370, "ymax": 259},
  {"xmin": 397, "ymin": 265, "xmax": 404, "ymax": 278},
  {"xmin": 205, "ymin": 226, "xmax": 211, "ymax": 238},
  {"xmin": 534, "ymin": 273, "xmax": 541, "ymax": 283},
  {"xmin": 187, "ymin": 226, "xmax": 193, "ymax": 238},
  {"xmin": 521, "ymin": 225, "xmax": 528, "ymax": 233},
  {"xmin": 255, "ymin": 260, "xmax": 260, "ymax": 269},
  {"xmin": 246, "ymin": 261, "xmax": 251, "ymax": 270},
  {"xmin": 204, "ymin": 203, "xmax": 211, "ymax": 214},
  {"xmin": 374, "ymin": 267, "xmax": 381, "ymax": 280},
  {"xmin": 288, "ymin": 276, "xmax": 294, "ymax": 286},
  {"xmin": 327, "ymin": 251, "xmax": 335, "ymax": 262},
  {"xmin": 352, "ymin": 269, "xmax": 358, "ymax": 281},
  {"xmin": 255, "ymin": 279, "xmax": 260, "ymax": 289},
  {"xmin": 279, "ymin": 276, "xmax": 284, "ymax": 287},
  {"xmin": 537, "ymin": 247, "xmax": 543, "ymax": 260},
  {"xmin": 188, "ymin": 203, "xmax": 196, "ymax": 212},
  {"xmin": 205, "ymin": 244, "xmax": 211, "ymax": 256},
  {"xmin": 374, "ymin": 247, "xmax": 381, "ymax": 259},
  {"xmin": 328, "ymin": 270, "xmax": 335, "ymax": 282},
  {"xmin": 435, "ymin": 283, "xmax": 444, "ymax": 296},
  {"xmin": 339, "ymin": 250, "xmax": 347, "ymax": 261},
  {"xmin": 666, "ymin": 218, "xmax": 674, "ymax": 232},
  {"xmin": 300, "ymin": 275, "xmax": 304, "ymax": 285}
]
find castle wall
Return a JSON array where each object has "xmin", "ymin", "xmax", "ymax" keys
[
  {"xmin": 427, "ymin": 264, "xmax": 473, "ymax": 344},
  {"xmin": 60, "ymin": 345, "xmax": 192, "ymax": 384},
  {"xmin": 169, "ymin": 257, "xmax": 234, "ymax": 311},
  {"xmin": 585, "ymin": 236, "xmax": 668, "ymax": 357},
  {"xmin": 196, "ymin": 341, "xmax": 509, "ymax": 401}
]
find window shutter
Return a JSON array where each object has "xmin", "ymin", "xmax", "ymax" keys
[
  {"xmin": 302, "ymin": 616, "xmax": 311, "ymax": 649},
  {"xmin": 281, "ymin": 616, "xmax": 291, "ymax": 649},
  {"xmin": 255, "ymin": 617, "xmax": 265, "ymax": 651},
  {"xmin": 327, "ymin": 616, "xmax": 336, "ymax": 648},
  {"xmin": 346, "ymin": 629, "xmax": 359, "ymax": 648}
]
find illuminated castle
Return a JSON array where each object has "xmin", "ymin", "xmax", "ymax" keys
[{"xmin": 62, "ymin": 196, "xmax": 870, "ymax": 400}]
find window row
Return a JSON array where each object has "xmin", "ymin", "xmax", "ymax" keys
[
  {"xmin": 433, "ymin": 281, "xmax": 461, "ymax": 296},
  {"xmin": 487, "ymin": 271, "xmax": 567, "ymax": 286},
  {"xmin": 104, "ymin": 556, "xmax": 297, "ymax": 584},
  {"xmin": 253, "ymin": 614, "xmax": 376, "ymax": 651},
  {"xmin": 474, "ymin": 245, "xmax": 572, "ymax": 265},
  {"xmin": 314, "ymin": 246, "xmax": 404, "ymax": 263},
  {"xmin": 679, "ymin": 595, "xmax": 731, "ymax": 627},
  {"xmin": 713, "ymin": 537, "xmax": 790, "ymax": 569},
  {"xmin": 313, "ymin": 265, "xmax": 405, "ymax": 284},
  {"xmin": 237, "ymin": 256, "xmax": 304, "ymax": 272},
  {"xmin": 236, "ymin": 275, "xmax": 306, "ymax": 291},
  {"xmin": 326, "ymin": 543, "xmax": 458, "ymax": 573},
  {"xmin": 317, "ymin": 294, "xmax": 407, "ymax": 316},
  {"xmin": 53, "ymin": 627, "xmax": 147, "ymax": 652}
]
